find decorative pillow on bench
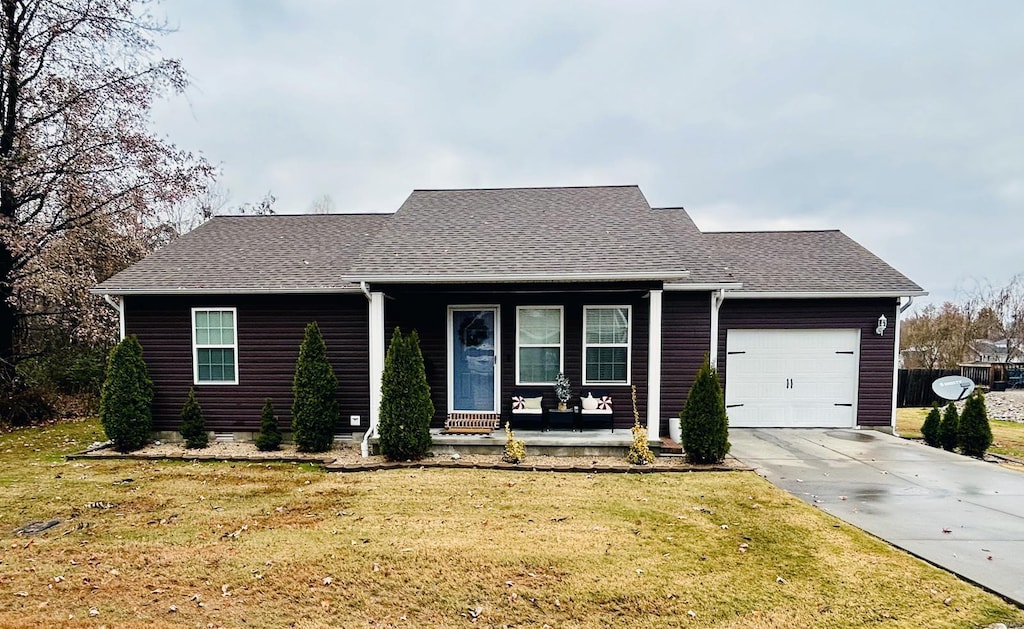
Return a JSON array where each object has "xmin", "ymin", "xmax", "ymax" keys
[
  {"xmin": 512, "ymin": 395, "xmax": 543, "ymax": 414},
  {"xmin": 580, "ymin": 393, "xmax": 612, "ymax": 414}
]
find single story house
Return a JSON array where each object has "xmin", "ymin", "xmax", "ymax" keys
[{"xmin": 93, "ymin": 185, "xmax": 925, "ymax": 443}]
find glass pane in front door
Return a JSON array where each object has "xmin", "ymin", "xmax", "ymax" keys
[{"xmin": 452, "ymin": 309, "xmax": 496, "ymax": 412}]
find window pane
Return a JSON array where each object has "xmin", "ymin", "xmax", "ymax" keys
[
  {"xmin": 197, "ymin": 348, "xmax": 236, "ymax": 382},
  {"xmin": 586, "ymin": 307, "xmax": 628, "ymax": 344},
  {"xmin": 519, "ymin": 347, "xmax": 560, "ymax": 383},
  {"xmin": 519, "ymin": 308, "xmax": 560, "ymax": 344},
  {"xmin": 586, "ymin": 347, "xmax": 627, "ymax": 383}
]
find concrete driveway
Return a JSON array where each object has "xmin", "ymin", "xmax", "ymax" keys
[{"xmin": 730, "ymin": 429, "xmax": 1024, "ymax": 606}]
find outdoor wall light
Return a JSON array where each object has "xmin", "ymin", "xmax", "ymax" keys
[{"xmin": 875, "ymin": 314, "xmax": 887, "ymax": 336}]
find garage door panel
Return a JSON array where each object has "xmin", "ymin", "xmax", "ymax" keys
[{"xmin": 725, "ymin": 329, "xmax": 859, "ymax": 428}]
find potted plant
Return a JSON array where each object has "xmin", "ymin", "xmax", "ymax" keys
[{"xmin": 554, "ymin": 372, "xmax": 571, "ymax": 411}]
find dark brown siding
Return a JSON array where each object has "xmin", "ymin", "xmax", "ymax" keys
[
  {"xmin": 124, "ymin": 294, "xmax": 370, "ymax": 433},
  {"xmin": 382, "ymin": 283, "xmax": 653, "ymax": 431},
  {"xmin": 718, "ymin": 298, "xmax": 900, "ymax": 427},
  {"xmin": 660, "ymin": 292, "xmax": 712, "ymax": 434}
]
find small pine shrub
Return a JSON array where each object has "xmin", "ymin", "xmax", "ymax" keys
[
  {"xmin": 938, "ymin": 402, "xmax": 959, "ymax": 452},
  {"xmin": 378, "ymin": 328, "xmax": 434, "ymax": 461},
  {"xmin": 292, "ymin": 322, "xmax": 339, "ymax": 452},
  {"xmin": 921, "ymin": 404, "xmax": 941, "ymax": 448},
  {"xmin": 99, "ymin": 335, "xmax": 153, "ymax": 453},
  {"xmin": 179, "ymin": 388, "xmax": 208, "ymax": 449},
  {"xmin": 626, "ymin": 384, "xmax": 655, "ymax": 465},
  {"xmin": 680, "ymin": 355, "xmax": 730, "ymax": 464},
  {"xmin": 502, "ymin": 421, "xmax": 526, "ymax": 464},
  {"xmin": 958, "ymin": 390, "xmax": 992, "ymax": 458},
  {"xmin": 255, "ymin": 397, "xmax": 282, "ymax": 451}
]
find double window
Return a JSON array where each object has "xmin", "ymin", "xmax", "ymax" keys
[
  {"xmin": 192, "ymin": 308, "xmax": 238, "ymax": 384},
  {"xmin": 515, "ymin": 305, "xmax": 631, "ymax": 386}
]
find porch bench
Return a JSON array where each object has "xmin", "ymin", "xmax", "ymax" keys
[
  {"xmin": 579, "ymin": 391, "xmax": 614, "ymax": 433},
  {"xmin": 510, "ymin": 389, "xmax": 545, "ymax": 431}
]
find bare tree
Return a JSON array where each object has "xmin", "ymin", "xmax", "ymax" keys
[
  {"xmin": 0, "ymin": 0, "xmax": 211, "ymax": 379},
  {"xmin": 309, "ymin": 194, "xmax": 334, "ymax": 214}
]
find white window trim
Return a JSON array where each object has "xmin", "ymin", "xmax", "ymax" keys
[
  {"xmin": 191, "ymin": 307, "xmax": 239, "ymax": 385},
  {"xmin": 515, "ymin": 305, "xmax": 564, "ymax": 386},
  {"xmin": 583, "ymin": 305, "xmax": 632, "ymax": 386}
]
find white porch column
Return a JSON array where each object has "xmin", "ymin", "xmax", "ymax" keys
[
  {"xmin": 890, "ymin": 299, "xmax": 903, "ymax": 433},
  {"xmin": 117, "ymin": 297, "xmax": 125, "ymax": 341},
  {"xmin": 647, "ymin": 289, "xmax": 663, "ymax": 441},
  {"xmin": 368, "ymin": 291, "xmax": 385, "ymax": 437}
]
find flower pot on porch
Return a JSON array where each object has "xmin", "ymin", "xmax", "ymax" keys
[
  {"xmin": 669, "ymin": 417, "xmax": 682, "ymax": 444},
  {"xmin": 557, "ymin": 402, "xmax": 567, "ymax": 411}
]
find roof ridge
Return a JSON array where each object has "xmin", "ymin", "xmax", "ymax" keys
[
  {"xmin": 705, "ymin": 229, "xmax": 842, "ymax": 235},
  {"xmin": 410, "ymin": 184, "xmax": 639, "ymax": 192},
  {"xmin": 209, "ymin": 212, "xmax": 393, "ymax": 219}
]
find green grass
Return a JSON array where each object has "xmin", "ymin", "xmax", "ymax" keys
[
  {"xmin": 897, "ymin": 407, "xmax": 1024, "ymax": 461},
  {"xmin": 1, "ymin": 418, "xmax": 1022, "ymax": 628}
]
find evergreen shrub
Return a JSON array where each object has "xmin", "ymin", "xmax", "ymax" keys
[
  {"xmin": 938, "ymin": 402, "xmax": 959, "ymax": 452},
  {"xmin": 180, "ymin": 387, "xmax": 208, "ymax": 449},
  {"xmin": 255, "ymin": 397, "xmax": 282, "ymax": 451},
  {"xmin": 921, "ymin": 403, "xmax": 941, "ymax": 448},
  {"xmin": 99, "ymin": 335, "xmax": 153, "ymax": 452},
  {"xmin": 680, "ymin": 355, "xmax": 730, "ymax": 464},
  {"xmin": 378, "ymin": 328, "xmax": 433, "ymax": 461},
  {"xmin": 958, "ymin": 390, "xmax": 992, "ymax": 458},
  {"xmin": 292, "ymin": 322, "xmax": 339, "ymax": 452}
]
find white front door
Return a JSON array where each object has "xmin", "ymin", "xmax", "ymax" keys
[
  {"xmin": 448, "ymin": 307, "xmax": 500, "ymax": 413},
  {"xmin": 725, "ymin": 329, "xmax": 860, "ymax": 428}
]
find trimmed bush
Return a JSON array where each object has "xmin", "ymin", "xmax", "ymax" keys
[
  {"xmin": 502, "ymin": 421, "xmax": 526, "ymax": 464},
  {"xmin": 378, "ymin": 327, "xmax": 433, "ymax": 461},
  {"xmin": 99, "ymin": 335, "xmax": 153, "ymax": 453},
  {"xmin": 938, "ymin": 402, "xmax": 959, "ymax": 452},
  {"xmin": 680, "ymin": 355, "xmax": 730, "ymax": 464},
  {"xmin": 292, "ymin": 322, "xmax": 339, "ymax": 452},
  {"xmin": 179, "ymin": 388, "xmax": 208, "ymax": 449},
  {"xmin": 921, "ymin": 403, "xmax": 941, "ymax": 448},
  {"xmin": 958, "ymin": 390, "xmax": 992, "ymax": 458},
  {"xmin": 255, "ymin": 397, "xmax": 282, "ymax": 452},
  {"xmin": 626, "ymin": 384, "xmax": 655, "ymax": 465}
]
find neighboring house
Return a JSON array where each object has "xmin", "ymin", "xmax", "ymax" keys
[
  {"xmin": 965, "ymin": 338, "xmax": 1024, "ymax": 365},
  {"xmin": 93, "ymin": 186, "xmax": 925, "ymax": 440}
]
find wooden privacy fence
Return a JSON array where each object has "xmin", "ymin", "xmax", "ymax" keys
[{"xmin": 896, "ymin": 369, "xmax": 959, "ymax": 407}]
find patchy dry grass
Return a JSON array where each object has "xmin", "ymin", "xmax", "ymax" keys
[
  {"xmin": 897, "ymin": 407, "xmax": 1024, "ymax": 461},
  {"xmin": 1, "ymin": 419, "xmax": 1022, "ymax": 628}
]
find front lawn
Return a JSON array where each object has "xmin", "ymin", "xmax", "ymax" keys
[
  {"xmin": 1, "ymin": 418, "xmax": 1021, "ymax": 628},
  {"xmin": 897, "ymin": 407, "xmax": 1024, "ymax": 461}
]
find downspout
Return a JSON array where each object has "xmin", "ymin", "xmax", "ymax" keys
[
  {"xmin": 709, "ymin": 289, "xmax": 725, "ymax": 368},
  {"xmin": 899, "ymin": 295, "xmax": 914, "ymax": 314},
  {"xmin": 359, "ymin": 281, "xmax": 371, "ymax": 301},
  {"xmin": 102, "ymin": 294, "xmax": 125, "ymax": 341}
]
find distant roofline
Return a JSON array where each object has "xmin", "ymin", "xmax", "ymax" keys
[{"xmin": 725, "ymin": 290, "xmax": 928, "ymax": 299}]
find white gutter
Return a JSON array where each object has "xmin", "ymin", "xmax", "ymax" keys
[
  {"xmin": 725, "ymin": 290, "xmax": 928, "ymax": 299},
  {"xmin": 102, "ymin": 294, "xmax": 126, "ymax": 341},
  {"xmin": 359, "ymin": 281, "xmax": 371, "ymax": 301},
  {"xmin": 344, "ymin": 271, "xmax": 690, "ymax": 284},
  {"xmin": 663, "ymin": 282, "xmax": 743, "ymax": 291},
  {"xmin": 90, "ymin": 287, "xmax": 364, "ymax": 296}
]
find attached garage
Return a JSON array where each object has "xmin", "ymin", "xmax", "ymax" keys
[{"xmin": 724, "ymin": 329, "xmax": 860, "ymax": 428}]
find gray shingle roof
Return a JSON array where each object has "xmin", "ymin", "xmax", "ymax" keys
[
  {"xmin": 95, "ymin": 214, "xmax": 390, "ymax": 293},
  {"xmin": 702, "ymin": 230, "xmax": 923, "ymax": 294},
  {"xmin": 344, "ymin": 186, "xmax": 690, "ymax": 281},
  {"xmin": 94, "ymin": 186, "xmax": 925, "ymax": 296}
]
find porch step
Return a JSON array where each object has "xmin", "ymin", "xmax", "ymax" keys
[{"xmin": 660, "ymin": 436, "xmax": 683, "ymax": 455}]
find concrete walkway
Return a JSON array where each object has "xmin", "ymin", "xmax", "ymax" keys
[{"xmin": 730, "ymin": 429, "xmax": 1024, "ymax": 607}]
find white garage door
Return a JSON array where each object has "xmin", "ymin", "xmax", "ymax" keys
[{"xmin": 725, "ymin": 329, "xmax": 860, "ymax": 428}]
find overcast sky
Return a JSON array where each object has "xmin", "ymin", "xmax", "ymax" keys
[{"xmin": 151, "ymin": 0, "xmax": 1024, "ymax": 308}]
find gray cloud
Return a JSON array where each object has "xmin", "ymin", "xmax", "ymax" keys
[{"xmin": 151, "ymin": 0, "xmax": 1024, "ymax": 306}]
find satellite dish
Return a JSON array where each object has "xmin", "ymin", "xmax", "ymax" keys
[{"xmin": 932, "ymin": 375, "xmax": 976, "ymax": 401}]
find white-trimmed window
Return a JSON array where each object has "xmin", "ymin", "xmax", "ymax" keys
[
  {"xmin": 583, "ymin": 306, "xmax": 631, "ymax": 385},
  {"xmin": 516, "ymin": 306, "xmax": 563, "ymax": 384},
  {"xmin": 192, "ymin": 308, "xmax": 238, "ymax": 385}
]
